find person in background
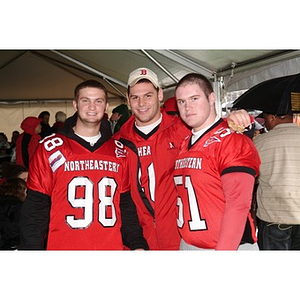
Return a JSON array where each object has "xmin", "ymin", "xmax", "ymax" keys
[
  {"xmin": 8, "ymin": 131, "xmax": 20, "ymax": 162},
  {"xmin": 254, "ymin": 110, "xmax": 300, "ymax": 250},
  {"xmin": 0, "ymin": 132, "xmax": 11, "ymax": 156},
  {"xmin": 38, "ymin": 111, "xmax": 52, "ymax": 138},
  {"xmin": 174, "ymin": 73, "xmax": 260, "ymax": 250},
  {"xmin": 252, "ymin": 120, "xmax": 264, "ymax": 139},
  {"xmin": 110, "ymin": 104, "xmax": 131, "ymax": 134},
  {"xmin": 9, "ymin": 131, "xmax": 20, "ymax": 149},
  {"xmin": 113, "ymin": 67, "xmax": 254, "ymax": 250},
  {"xmin": 162, "ymin": 96, "xmax": 179, "ymax": 116},
  {"xmin": 0, "ymin": 177, "xmax": 27, "ymax": 250},
  {"xmin": 19, "ymin": 80, "xmax": 148, "ymax": 250},
  {"xmin": 1, "ymin": 162, "xmax": 28, "ymax": 182},
  {"xmin": 15, "ymin": 116, "xmax": 42, "ymax": 169},
  {"xmin": 52, "ymin": 111, "xmax": 67, "ymax": 133}
]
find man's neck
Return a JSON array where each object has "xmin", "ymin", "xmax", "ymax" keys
[
  {"xmin": 73, "ymin": 124, "xmax": 100, "ymax": 137},
  {"xmin": 135, "ymin": 113, "xmax": 162, "ymax": 135}
]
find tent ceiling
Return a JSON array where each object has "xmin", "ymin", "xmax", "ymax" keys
[{"xmin": 1, "ymin": 49, "xmax": 300, "ymax": 103}]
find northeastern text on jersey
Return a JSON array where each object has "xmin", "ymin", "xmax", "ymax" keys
[
  {"xmin": 64, "ymin": 159, "xmax": 120, "ymax": 173},
  {"xmin": 174, "ymin": 157, "xmax": 202, "ymax": 170}
]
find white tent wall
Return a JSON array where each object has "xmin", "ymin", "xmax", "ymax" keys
[
  {"xmin": 224, "ymin": 56, "xmax": 300, "ymax": 92},
  {"xmin": 0, "ymin": 101, "xmax": 120, "ymax": 138},
  {"xmin": 0, "ymin": 101, "xmax": 74, "ymax": 138}
]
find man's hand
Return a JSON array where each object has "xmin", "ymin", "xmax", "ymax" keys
[{"xmin": 227, "ymin": 109, "xmax": 253, "ymax": 133}]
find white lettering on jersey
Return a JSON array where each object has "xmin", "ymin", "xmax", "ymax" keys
[
  {"xmin": 174, "ymin": 157, "xmax": 202, "ymax": 170},
  {"xmin": 115, "ymin": 148, "xmax": 126, "ymax": 158},
  {"xmin": 44, "ymin": 136, "xmax": 64, "ymax": 151},
  {"xmin": 49, "ymin": 150, "xmax": 66, "ymax": 172},
  {"xmin": 64, "ymin": 160, "xmax": 120, "ymax": 173},
  {"xmin": 114, "ymin": 140, "xmax": 126, "ymax": 158},
  {"xmin": 137, "ymin": 145, "xmax": 151, "ymax": 157},
  {"xmin": 203, "ymin": 127, "xmax": 231, "ymax": 147}
]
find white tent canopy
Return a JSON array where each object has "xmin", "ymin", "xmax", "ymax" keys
[
  {"xmin": 1, "ymin": 49, "xmax": 300, "ymax": 137},
  {"xmin": 2, "ymin": 49, "xmax": 300, "ymax": 100}
]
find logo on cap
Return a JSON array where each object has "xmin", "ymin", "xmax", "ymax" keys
[
  {"xmin": 140, "ymin": 69, "xmax": 147, "ymax": 75},
  {"xmin": 127, "ymin": 67, "xmax": 159, "ymax": 88}
]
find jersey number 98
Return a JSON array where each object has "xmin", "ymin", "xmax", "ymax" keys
[{"xmin": 66, "ymin": 176, "xmax": 117, "ymax": 229}]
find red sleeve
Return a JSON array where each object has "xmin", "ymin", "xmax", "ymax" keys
[
  {"xmin": 216, "ymin": 172, "xmax": 254, "ymax": 250},
  {"xmin": 217, "ymin": 128, "xmax": 260, "ymax": 178},
  {"xmin": 27, "ymin": 139, "xmax": 54, "ymax": 196}
]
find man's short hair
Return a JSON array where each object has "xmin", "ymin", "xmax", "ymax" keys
[
  {"xmin": 175, "ymin": 73, "xmax": 214, "ymax": 98},
  {"xmin": 74, "ymin": 80, "xmax": 108, "ymax": 101},
  {"xmin": 38, "ymin": 111, "xmax": 50, "ymax": 118},
  {"xmin": 127, "ymin": 78, "xmax": 159, "ymax": 95}
]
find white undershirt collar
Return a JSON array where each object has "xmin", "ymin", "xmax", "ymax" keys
[
  {"xmin": 75, "ymin": 132, "xmax": 101, "ymax": 146},
  {"xmin": 135, "ymin": 113, "xmax": 162, "ymax": 135},
  {"xmin": 191, "ymin": 116, "xmax": 219, "ymax": 145}
]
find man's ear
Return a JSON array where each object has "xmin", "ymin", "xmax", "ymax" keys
[
  {"xmin": 73, "ymin": 100, "xmax": 78, "ymax": 111},
  {"xmin": 269, "ymin": 114, "xmax": 277, "ymax": 122},
  {"xmin": 158, "ymin": 88, "xmax": 164, "ymax": 102},
  {"xmin": 208, "ymin": 92, "xmax": 216, "ymax": 106},
  {"xmin": 126, "ymin": 93, "xmax": 131, "ymax": 108}
]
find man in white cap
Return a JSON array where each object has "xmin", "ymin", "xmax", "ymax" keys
[
  {"xmin": 114, "ymin": 67, "xmax": 188, "ymax": 249},
  {"xmin": 114, "ymin": 67, "xmax": 253, "ymax": 250}
]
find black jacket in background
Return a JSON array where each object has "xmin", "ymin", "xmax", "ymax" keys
[{"xmin": 0, "ymin": 195, "xmax": 23, "ymax": 250}]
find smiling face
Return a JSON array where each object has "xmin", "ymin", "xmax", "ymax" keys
[
  {"xmin": 176, "ymin": 83, "xmax": 216, "ymax": 132},
  {"xmin": 73, "ymin": 86, "xmax": 108, "ymax": 135},
  {"xmin": 127, "ymin": 81, "xmax": 163, "ymax": 127}
]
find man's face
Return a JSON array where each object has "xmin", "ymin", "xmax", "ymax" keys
[
  {"xmin": 73, "ymin": 87, "xmax": 108, "ymax": 126},
  {"xmin": 35, "ymin": 123, "xmax": 42, "ymax": 134},
  {"xmin": 18, "ymin": 171, "xmax": 28, "ymax": 182},
  {"xmin": 42, "ymin": 115, "xmax": 50, "ymax": 125},
  {"xmin": 110, "ymin": 112, "xmax": 121, "ymax": 122},
  {"xmin": 176, "ymin": 83, "xmax": 216, "ymax": 132},
  {"xmin": 127, "ymin": 81, "xmax": 163, "ymax": 127}
]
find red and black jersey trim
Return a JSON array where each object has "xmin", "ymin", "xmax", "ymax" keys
[
  {"xmin": 188, "ymin": 118, "xmax": 223, "ymax": 150},
  {"xmin": 133, "ymin": 123, "xmax": 160, "ymax": 140},
  {"xmin": 221, "ymin": 166, "xmax": 256, "ymax": 177},
  {"xmin": 118, "ymin": 138, "xmax": 155, "ymax": 218}
]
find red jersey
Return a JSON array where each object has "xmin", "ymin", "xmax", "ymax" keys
[
  {"xmin": 173, "ymin": 119, "xmax": 260, "ymax": 249},
  {"xmin": 114, "ymin": 110, "xmax": 190, "ymax": 250},
  {"xmin": 25, "ymin": 133, "xmax": 137, "ymax": 250}
]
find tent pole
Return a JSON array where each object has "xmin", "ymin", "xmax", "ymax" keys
[
  {"xmin": 141, "ymin": 50, "xmax": 179, "ymax": 83},
  {"xmin": 50, "ymin": 50, "xmax": 127, "ymax": 96},
  {"xmin": 103, "ymin": 78, "xmax": 126, "ymax": 99},
  {"xmin": 153, "ymin": 50, "xmax": 213, "ymax": 78},
  {"xmin": 213, "ymin": 73, "xmax": 222, "ymax": 117},
  {"xmin": 0, "ymin": 51, "xmax": 27, "ymax": 72}
]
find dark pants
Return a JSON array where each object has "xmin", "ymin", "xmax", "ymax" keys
[{"xmin": 257, "ymin": 218, "xmax": 300, "ymax": 250}]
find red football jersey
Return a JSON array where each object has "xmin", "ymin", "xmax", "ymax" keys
[
  {"xmin": 114, "ymin": 110, "xmax": 190, "ymax": 250},
  {"xmin": 173, "ymin": 119, "xmax": 260, "ymax": 249},
  {"xmin": 27, "ymin": 134, "xmax": 130, "ymax": 250}
]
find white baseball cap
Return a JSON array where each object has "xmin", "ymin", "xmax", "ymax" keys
[{"xmin": 127, "ymin": 67, "xmax": 159, "ymax": 88}]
